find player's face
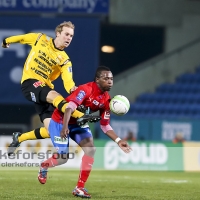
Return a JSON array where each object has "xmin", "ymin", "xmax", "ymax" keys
[
  {"xmin": 97, "ymin": 71, "xmax": 113, "ymax": 91},
  {"xmin": 57, "ymin": 26, "xmax": 74, "ymax": 48}
]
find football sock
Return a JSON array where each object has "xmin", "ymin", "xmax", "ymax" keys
[
  {"xmin": 41, "ymin": 155, "xmax": 59, "ymax": 169},
  {"xmin": 77, "ymin": 155, "xmax": 94, "ymax": 188},
  {"xmin": 53, "ymin": 95, "xmax": 84, "ymax": 118},
  {"xmin": 18, "ymin": 127, "xmax": 49, "ymax": 143},
  {"xmin": 41, "ymin": 154, "xmax": 68, "ymax": 169}
]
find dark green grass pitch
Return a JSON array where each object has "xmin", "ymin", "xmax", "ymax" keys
[{"xmin": 0, "ymin": 169, "xmax": 199, "ymax": 200}]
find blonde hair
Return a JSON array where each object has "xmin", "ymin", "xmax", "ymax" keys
[{"xmin": 55, "ymin": 21, "xmax": 75, "ymax": 34}]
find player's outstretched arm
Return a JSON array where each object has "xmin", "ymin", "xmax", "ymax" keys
[
  {"xmin": 103, "ymin": 128, "xmax": 132, "ymax": 153},
  {"xmin": 2, "ymin": 33, "xmax": 38, "ymax": 48},
  {"xmin": 118, "ymin": 140, "xmax": 132, "ymax": 153}
]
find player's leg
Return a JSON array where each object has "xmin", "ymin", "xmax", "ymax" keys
[
  {"xmin": 8, "ymin": 80, "xmax": 68, "ymax": 155},
  {"xmin": 25, "ymin": 79, "xmax": 101, "ymax": 126},
  {"xmin": 48, "ymin": 90, "xmax": 101, "ymax": 125},
  {"xmin": 38, "ymin": 119, "xmax": 69, "ymax": 184},
  {"xmin": 8, "ymin": 79, "xmax": 100, "ymax": 155},
  {"xmin": 7, "ymin": 102, "xmax": 53, "ymax": 156},
  {"xmin": 69, "ymin": 125, "xmax": 95, "ymax": 198},
  {"xmin": 7, "ymin": 127, "xmax": 50, "ymax": 156},
  {"xmin": 7, "ymin": 105, "xmax": 95, "ymax": 156},
  {"xmin": 21, "ymin": 79, "xmax": 87, "ymax": 120},
  {"xmin": 18, "ymin": 116, "xmax": 51, "ymax": 142}
]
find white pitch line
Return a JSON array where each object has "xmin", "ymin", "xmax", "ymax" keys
[{"xmin": 161, "ymin": 179, "xmax": 188, "ymax": 183}]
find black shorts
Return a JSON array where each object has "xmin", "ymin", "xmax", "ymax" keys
[{"xmin": 21, "ymin": 79, "xmax": 55, "ymax": 122}]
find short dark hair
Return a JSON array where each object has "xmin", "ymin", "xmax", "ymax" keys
[{"xmin": 95, "ymin": 66, "xmax": 111, "ymax": 79}]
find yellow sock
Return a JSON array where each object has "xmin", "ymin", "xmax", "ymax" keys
[
  {"xmin": 53, "ymin": 95, "xmax": 84, "ymax": 118},
  {"xmin": 39, "ymin": 127, "xmax": 50, "ymax": 138},
  {"xmin": 18, "ymin": 127, "xmax": 50, "ymax": 142}
]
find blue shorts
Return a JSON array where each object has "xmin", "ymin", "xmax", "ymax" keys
[{"xmin": 48, "ymin": 119, "xmax": 92, "ymax": 154}]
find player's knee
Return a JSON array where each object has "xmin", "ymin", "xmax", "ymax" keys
[
  {"xmin": 85, "ymin": 146, "xmax": 96, "ymax": 156},
  {"xmin": 60, "ymin": 154, "xmax": 68, "ymax": 164},
  {"xmin": 53, "ymin": 153, "xmax": 68, "ymax": 164},
  {"xmin": 46, "ymin": 90, "xmax": 61, "ymax": 103}
]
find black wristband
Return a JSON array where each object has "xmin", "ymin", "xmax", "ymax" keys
[{"xmin": 3, "ymin": 38, "xmax": 7, "ymax": 46}]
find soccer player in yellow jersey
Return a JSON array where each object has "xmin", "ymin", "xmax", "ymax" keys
[{"xmin": 2, "ymin": 21, "xmax": 100, "ymax": 156}]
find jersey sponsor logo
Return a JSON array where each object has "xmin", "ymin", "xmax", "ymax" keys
[
  {"xmin": 35, "ymin": 69, "xmax": 48, "ymax": 79},
  {"xmin": 54, "ymin": 136, "xmax": 68, "ymax": 144},
  {"xmin": 33, "ymin": 81, "xmax": 43, "ymax": 88},
  {"xmin": 30, "ymin": 92, "xmax": 36, "ymax": 102},
  {"xmin": 92, "ymin": 100, "xmax": 99, "ymax": 106},
  {"xmin": 68, "ymin": 66, "xmax": 72, "ymax": 73},
  {"xmin": 76, "ymin": 90, "xmax": 86, "ymax": 101},
  {"xmin": 104, "ymin": 110, "xmax": 110, "ymax": 119}
]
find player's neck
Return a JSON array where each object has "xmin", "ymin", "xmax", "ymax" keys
[
  {"xmin": 96, "ymin": 83, "xmax": 105, "ymax": 93},
  {"xmin": 53, "ymin": 38, "xmax": 64, "ymax": 50}
]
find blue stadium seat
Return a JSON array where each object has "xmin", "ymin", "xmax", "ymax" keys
[
  {"xmin": 175, "ymin": 73, "xmax": 200, "ymax": 84},
  {"xmin": 130, "ymin": 65, "xmax": 200, "ymax": 119},
  {"xmin": 156, "ymin": 83, "xmax": 174, "ymax": 93},
  {"xmin": 136, "ymin": 93, "xmax": 153, "ymax": 103}
]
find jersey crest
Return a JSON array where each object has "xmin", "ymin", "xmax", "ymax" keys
[{"xmin": 76, "ymin": 90, "xmax": 86, "ymax": 101}]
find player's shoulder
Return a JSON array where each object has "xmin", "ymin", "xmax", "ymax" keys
[
  {"xmin": 60, "ymin": 51, "xmax": 70, "ymax": 59},
  {"xmin": 40, "ymin": 33, "xmax": 53, "ymax": 41},
  {"xmin": 30, "ymin": 32, "xmax": 47, "ymax": 38},
  {"xmin": 79, "ymin": 82, "xmax": 93, "ymax": 88},
  {"xmin": 28, "ymin": 32, "xmax": 52, "ymax": 42},
  {"xmin": 78, "ymin": 82, "xmax": 93, "ymax": 91}
]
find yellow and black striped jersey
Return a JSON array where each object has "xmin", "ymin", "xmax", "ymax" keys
[{"xmin": 5, "ymin": 33, "xmax": 75, "ymax": 93}]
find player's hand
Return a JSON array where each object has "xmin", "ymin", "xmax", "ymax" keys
[
  {"xmin": 118, "ymin": 140, "xmax": 132, "ymax": 153},
  {"xmin": 70, "ymin": 86, "xmax": 78, "ymax": 93},
  {"xmin": 1, "ymin": 42, "xmax": 10, "ymax": 48},
  {"xmin": 60, "ymin": 126, "xmax": 69, "ymax": 140}
]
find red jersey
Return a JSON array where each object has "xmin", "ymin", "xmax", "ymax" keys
[{"xmin": 52, "ymin": 82, "xmax": 111, "ymax": 125}]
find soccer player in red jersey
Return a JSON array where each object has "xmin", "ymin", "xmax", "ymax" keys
[{"xmin": 38, "ymin": 66, "xmax": 132, "ymax": 198}]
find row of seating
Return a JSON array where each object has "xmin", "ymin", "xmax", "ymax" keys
[
  {"xmin": 129, "ymin": 110, "xmax": 200, "ymax": 119},
  {"xmin": 137, "ymin": 93, "xmax": 200, "ymax": 104},
  {"xmin": 176, "ymin": 73, "xmax": 200, "ymax": 83},
  {"xmin": 129, "ymin": 66, "xmax": 200, "ymax": 119},
  {"xmin": 156, "ymin": 83, "xmax": 200, "ymax": 93},
  {"xmin": 129, "ymin": 103, "xmax": 200, "ymax": 119},
  {"xmin": 130, "ymin": 103, "xmax": 200, "ymax": 112}
]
